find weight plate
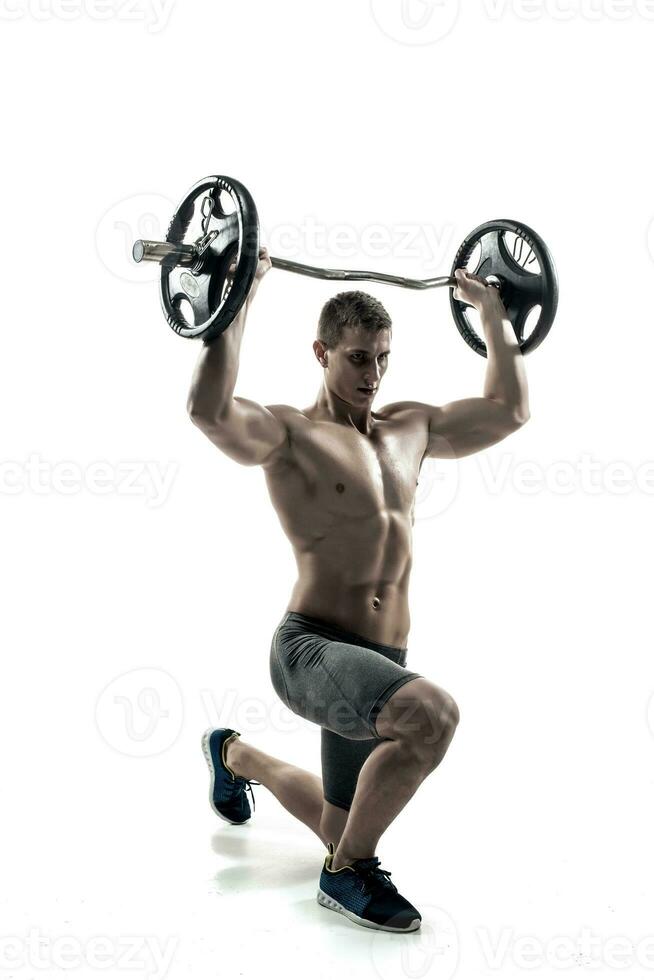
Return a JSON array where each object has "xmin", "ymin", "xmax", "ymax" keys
[
  {"xmin": 161, "ymin": 175, "xmax": 260, "ymax": 342},
  {"xmin": 449, "ymin": 219, "xmax": 559, "ymax": 356}
]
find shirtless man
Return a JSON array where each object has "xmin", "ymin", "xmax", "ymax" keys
[{"xmin": 191, "ymin": 246, "xmax": 529, "ymax": 933}]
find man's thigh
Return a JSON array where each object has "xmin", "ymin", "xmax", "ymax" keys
[{"xmin": 271, "ymin": 623, "xmax": 423, "ymax": 739}]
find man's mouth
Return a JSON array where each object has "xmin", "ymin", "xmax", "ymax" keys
[{"xmin": 358, "ymin": 388, "xmax": 376, "ymax": 395}]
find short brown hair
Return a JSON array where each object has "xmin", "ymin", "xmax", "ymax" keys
[{"xmin": 317, "ymin": 291, "xmax": 392, "ymax": 350}]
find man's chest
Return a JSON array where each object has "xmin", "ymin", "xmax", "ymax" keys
[{"xmin": 288, "ymin": 419, "xmax": 427, "ymax": 512}]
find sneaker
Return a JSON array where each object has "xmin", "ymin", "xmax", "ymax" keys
[
  {"xmin": 317, "ymin": 842, "xmax": 422, "ymax": 932},
  {"xmin": 201, "ymin": 728, "xmax": 261, "ymax": 825}
]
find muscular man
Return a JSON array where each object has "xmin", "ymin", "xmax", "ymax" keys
[{"xmin": 191, "ymin": 247, "xmax": 529, "ymax": 932}]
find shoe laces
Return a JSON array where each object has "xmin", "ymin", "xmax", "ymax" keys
[
  {"xmin": 237, "ymin": 778, "xmax": 261, "ymax": 812},
  {"xmin": 224, "ymin": 736, "xmax": 261, "ymax": 812},
  {"xmin": 353, "ymin": 857, "xmax": 398, "ymax": 897}
]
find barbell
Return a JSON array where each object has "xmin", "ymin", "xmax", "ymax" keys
[{"xmin": 132, "ymin": 174, "xmax": 559, "ymax": 356}]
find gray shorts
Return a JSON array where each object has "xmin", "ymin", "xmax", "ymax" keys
[{"xmin": 269, "ymin": 611, "xmax": 423, "ymax": 811}]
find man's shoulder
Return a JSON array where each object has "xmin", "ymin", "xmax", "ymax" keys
[
  {"xmin": 374, "ymin": 402, "xmax": 433, "ymax": 447},
  {"xmin": 264, "ymin": 403, "xmax": 308, "ymax": 426},
  {"xmin": 376, "ymin": 400, "xmax": 432, "ymax": 421},
  {"xmin": 259, "ymin": 405, "xmax": 309, "ymax": 472},
  {"xmin": 265, "ymin": 403, "xmax": 302, "ymax": 414}
]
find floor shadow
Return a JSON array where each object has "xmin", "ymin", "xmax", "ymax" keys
[{"xmin": 209, "ymin": 829, "xmax": 322, "ymax": 893}]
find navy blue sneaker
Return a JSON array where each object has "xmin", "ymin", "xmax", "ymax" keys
[
  {"xmin": 317, "ymin": 842, "xmax": 421, "ymax": 932},
  {"xmin": 201, "ymin": 728, "xmax": 261, "ymax": 825}
]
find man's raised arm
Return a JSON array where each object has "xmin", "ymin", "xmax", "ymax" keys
[
  {"xmin": 186, "ymin": 248, "xmax": 290, "ymax": 468},
  {"xmin": 388, "ymin": 269, "xmax": 531, "ymax": 460},
  {"xmin": 466, "ymin": 269, "xmax": 530, "ymax": 424}
]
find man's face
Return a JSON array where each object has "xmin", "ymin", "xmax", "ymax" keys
[{"xmin": 323, "ymin": 325, "xmax": 391, "ymax": 406}]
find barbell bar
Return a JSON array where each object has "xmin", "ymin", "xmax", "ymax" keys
[{"xmin": 132, "ymin": 174, "xmax": 558, "ymax": 356}]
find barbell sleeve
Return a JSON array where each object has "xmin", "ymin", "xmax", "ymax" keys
[{"xmin": 132, "ymin": 239, "xmax": 198, "ymax": 267}]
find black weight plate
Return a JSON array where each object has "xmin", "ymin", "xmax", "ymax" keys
[
  {"xmin": 161, "ymin": 175, "xmax": 260, "ymax": 342},
  {"xmin": 449, "ymin": 219, "xmax": 558, "ymax": 357}
]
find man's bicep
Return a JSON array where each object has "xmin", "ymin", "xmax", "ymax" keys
[
  {"xmin": 423, "ymin": 398, "xmax": 526, "ymax": 459},
  {"xmin": 191, "ymin": 397, "xmax": 291, "ymax": 467}
]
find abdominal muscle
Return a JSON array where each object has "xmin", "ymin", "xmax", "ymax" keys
[{"xmin": 285, "ymin": 509, "xmax": 413, "ymax": 648}]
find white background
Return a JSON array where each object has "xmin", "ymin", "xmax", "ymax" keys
[{"xmin": 2, "ymin": 0, "xmax": 654, "ymax": 977}]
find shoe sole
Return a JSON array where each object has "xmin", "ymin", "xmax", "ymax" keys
[
  {"xmin": 201, "ymin": 728, "xmax": 249, "ymax": 826},
  {"xmin": 316, "ymin": 888, "xmax": 421, "ymax": 933}
]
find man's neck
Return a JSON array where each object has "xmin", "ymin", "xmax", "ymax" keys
[{"xmin": 313, "ymin": 385, "xmax": 375, "ymax": 435}]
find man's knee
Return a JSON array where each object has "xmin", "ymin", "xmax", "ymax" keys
[
  {"xmin": 377, "ymin": 679, "xmax": 460, "ymax": 759},
  {"xmin": 411, "ymin": 694, "xmax": 459, "ymax": 760}
]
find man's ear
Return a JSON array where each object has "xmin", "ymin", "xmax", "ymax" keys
[{"xmin": 313, "ymin": 339, "xmax": 328, "ymax": 367}]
